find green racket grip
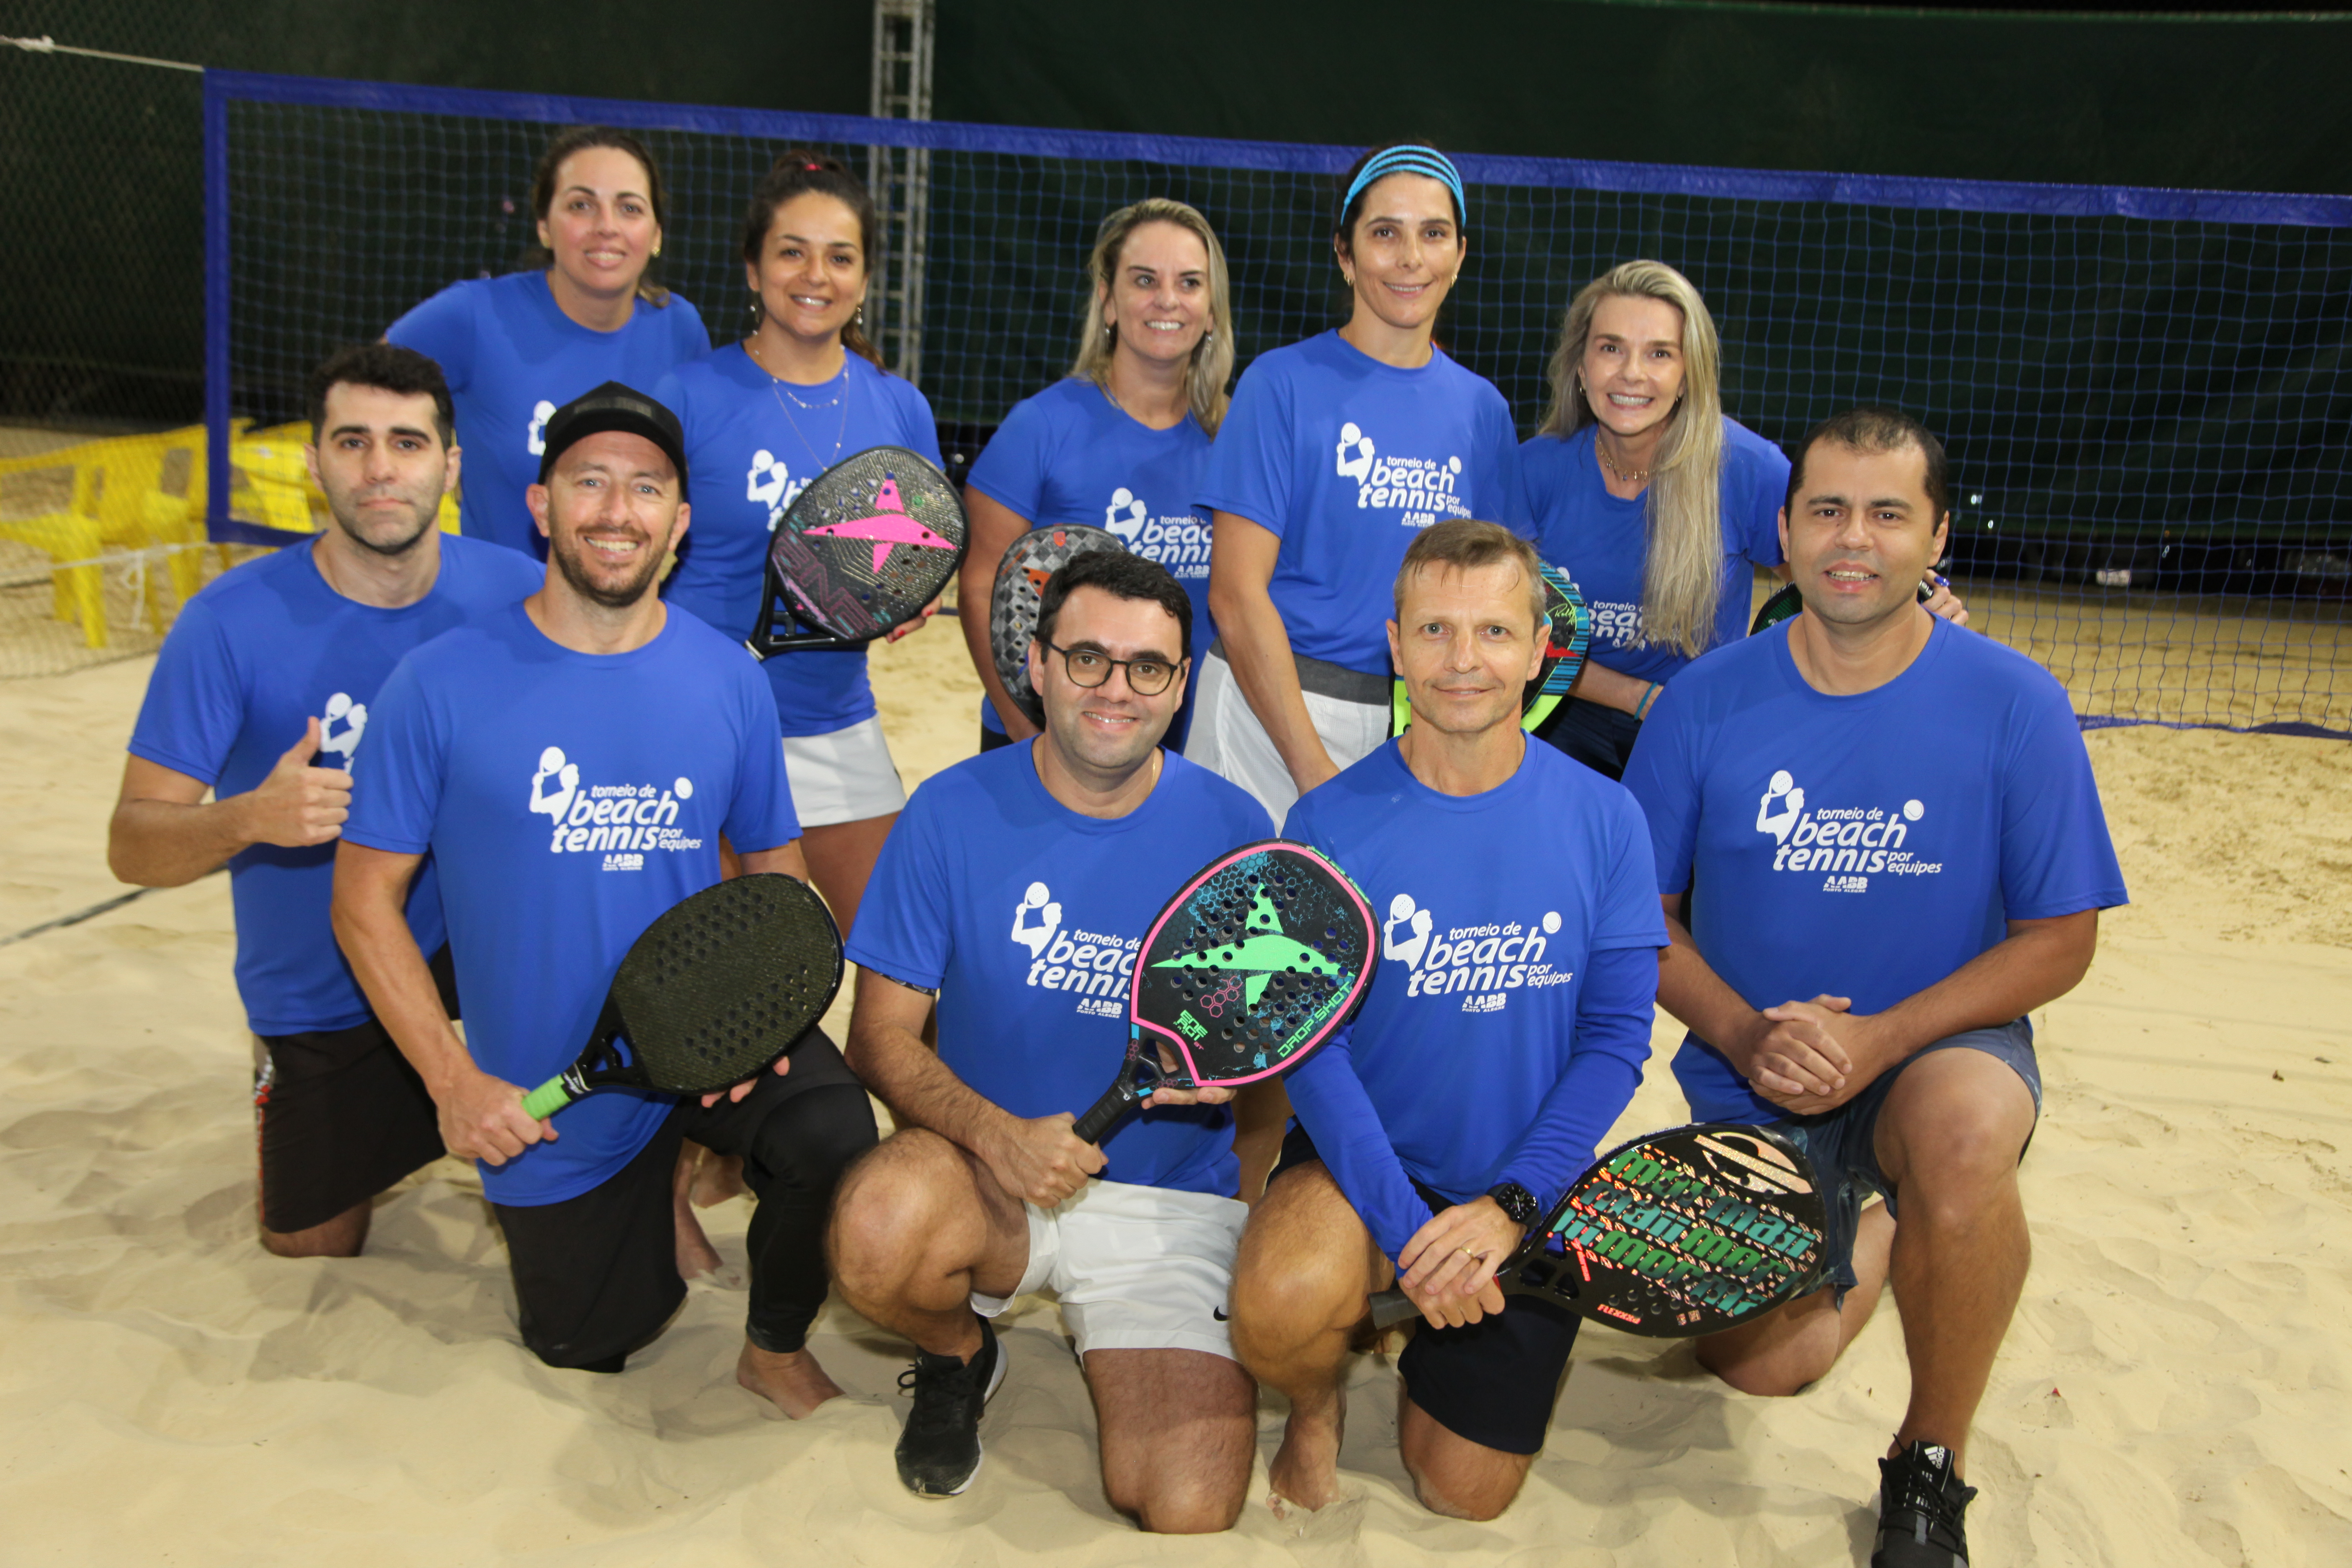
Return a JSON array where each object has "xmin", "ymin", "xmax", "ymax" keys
[{"xmin": 521, "ymin": 1077, "xmax": 575, "ymax": 1121}]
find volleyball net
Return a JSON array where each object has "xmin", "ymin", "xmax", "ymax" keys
[{"xmin": 188, "ymin": 70, "xmax": 2352, "ymax": 733}]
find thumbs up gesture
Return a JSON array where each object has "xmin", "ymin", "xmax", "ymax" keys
[{"xmin": 245, "ymin": 716, "xmax": 354, "ymax": 848}]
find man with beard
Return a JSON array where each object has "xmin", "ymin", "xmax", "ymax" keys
[
  {"xmin": 334, "ymin": 383, "xmax": 876, "ymax": 1413},
  {"xmin": 111, "ymin": 343, "xmax": 542, "ymax": 1259}
]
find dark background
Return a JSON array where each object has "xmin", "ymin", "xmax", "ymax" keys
[{"xmin": 4, "ymin": 0, "xmax": 2349, "ymax": 428}]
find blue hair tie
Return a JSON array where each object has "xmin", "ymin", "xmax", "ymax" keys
[{"xmin": 1340, "ymin": 145, "xmax": 1466, "ymax": 229}]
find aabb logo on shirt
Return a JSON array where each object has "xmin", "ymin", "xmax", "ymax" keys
[
  {"xmin": 1381, "ymin": 893, "xmax": 1576, "ymax": 1011},
  {"xmin": 1011, "ymin": 881, "xmax": 1136, "ymax": 1018},
  {"xmin": 1756, "ymin": 770, "xmax": 1942, "ymax": 891},
  {"xmin": 1104, "ymin": 488, "xmax": 1210, "ymax": 582},
  {"xmin": 747, "ymin": 450, "xmax": 810, "ymax": 531},
  {"xmin": 1334, "ymin": 423, "xmax": 1469, "ymax": 530},
  {"xmin": 527, "ymin": 746, "xmax": 705, "ymax": 865}
]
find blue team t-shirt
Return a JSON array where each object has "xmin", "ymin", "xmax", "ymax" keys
[
  {"xmin": 966, "ymin": 377, "xmax": 1216, "ymax": 735},
  {"xmin": 1282, "ymin": 740, "xmax": 1665, "ymax": 1202},
  {"xmin": 845, "ymin": 744, "xmax": 1274, "ymax": 1196},
  {"xmin": 1198, "ymin": 330, "xmax": 1529, "ymax": 676},
  {"xmin": 387, "ymin": 272, "xmax": 711, "ymax": 556},
  {"xmin": 656, "ymin": 348, "xmax": 942, "ymax": 735},
  {"xmin": 126, "ymin": 536, "xmax": 543, "ymax": 1037},
  {"xmin": 1522, "ymin": 417, "xmax": 1789, "ymax": 686},
  {"xmin": 1621, "ymin": 617, "xmax": 2129, "ymax": 1123},
  {"xmin": 344, "ymin": 601, "xmax": 801, "ymax": 1205}
]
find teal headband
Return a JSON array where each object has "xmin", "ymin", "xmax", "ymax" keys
[{"xmin": 1340, "ymin": 146, "xmax": 1467, "ymax": 228}]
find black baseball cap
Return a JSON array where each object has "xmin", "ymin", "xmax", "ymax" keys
[{"xmin": 535, "ymin": 381, "xmax": 690, "ymax": 492}]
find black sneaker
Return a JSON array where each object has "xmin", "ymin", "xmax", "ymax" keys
[
  {"xmin": 1873, "ymin": 1441, "xmax": 1978, "ymax": 1567},
  {"xmin": 894, "ymin": 1315, "xmax": 1005, "ymax": 1498}
]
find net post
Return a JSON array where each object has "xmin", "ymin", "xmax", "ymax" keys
[{"xmin": 201, "ymin": 69, "xmax": 232, "ymax": 543}]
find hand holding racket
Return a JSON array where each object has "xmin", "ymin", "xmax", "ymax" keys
[
  {"xmin": 1391, "ymin": 561, "xmax": 1593, "ymax": 739},
  {"xmin": 517, "ymin": 873, "xmax": 844, "ymax": 1121},
  {"xmin": 1367, "ymin": 1124, "xmax": 1826, "ymax": 1336},
  {"xmin": 747, "ymin": 446, "xmax": 968, "ymax": 657},
  {"xmin": 1071, "ymin": 841, "xmax": 1376, "ymax": 1145},
  {"xmin": 988, "ymin": 524, "xmax": 1127, "ymax": 727}
]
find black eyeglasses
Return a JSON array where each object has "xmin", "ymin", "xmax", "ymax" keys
[{"xmin": 1042, "ymin": 640, "xmax": 1181, "ymax": 696}]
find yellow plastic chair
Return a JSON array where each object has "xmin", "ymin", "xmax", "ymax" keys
[{"xmin": 232, "ymin": 422, "xmax": 463, "ymax": 537}]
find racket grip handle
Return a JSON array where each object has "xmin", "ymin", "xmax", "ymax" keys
[
  {"xmin": 520, "ymin": 1078, "xmax": 573, "ymax": 1121},
  {"xmin": 1366, "ymin": 1288, "xmax": 1420, "ymax": 1331},
  {"xmin": 1071, "ymin": 1082, "xmax": 1134, "ymax": 1145}
]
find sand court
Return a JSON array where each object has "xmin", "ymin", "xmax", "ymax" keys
[{"xmin": 2, "ymin": 622, "xmax": 2349, "ymax": 1565}]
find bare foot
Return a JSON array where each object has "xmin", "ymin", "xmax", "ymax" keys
[
  {"xmin": 673, "ymin": 1144, "xmax": 727, "ymax": 1280},
  {"xmin": 737, "ymin": 1341, "xmax": 846, "ymax": 1418},
  {"xmin": 691, "ymin": 1151, "xmax": 748, "ymax": 1208},
  {"xmin": 1267, "ymin": 1389, "xmax": 1346, "ymax": 1514}
]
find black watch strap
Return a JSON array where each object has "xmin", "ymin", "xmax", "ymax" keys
[{"xmin": 1485, "ymin": 1181, "xmax": 1540, "ymax": 1230}]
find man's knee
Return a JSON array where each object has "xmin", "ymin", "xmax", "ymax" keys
[
  {"xmin": 1122, "ymin": 1475, "xmax": 1247, "ymax": 1536},
  {"xmin": 749, "ymin": 1083, "xmax": 879, "ymax": 1189},
  {"xmin": 1694, "ymin": 1331, "xmax": 1828, "ymax": 1398},
  {"xmin": 826, "ymin": 1129, "xmax": 966, "ymax": 1289},
  {"xmin": 1880, "ymin": 1064, "xmax": 2035, "ymax": 1210},
  {"xmin": 1402, "ymin": 1449, "xmax": 1529, "ymax": 1522}
]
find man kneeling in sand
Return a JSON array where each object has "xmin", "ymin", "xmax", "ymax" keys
[
  {"xmin": 1622, "ymin": 408, "xmax": 2128, "ymax": 1566},
  {"xmin": 830, "ymin": 552, "xmax": 1273, "ymax": 1530}
]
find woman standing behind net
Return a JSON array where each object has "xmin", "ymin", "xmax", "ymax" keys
[
  {"xmin": 388, "ymin": 126, "xmax": 709, "ymax": 556},
  {"xmin": 958, "ymin": 198, "xmax": 1234, "ymax": 754},
  {"xmin": 1524, "ymin": 260, "xmax": 1964, "ymax": 781},
  {"xmin": 1191, "ymin": 142, "xmax": 1527, "ymax": 823},
  {"xmin": 655, "ymin": 151, "xmax": 940, "ymax": 939}
]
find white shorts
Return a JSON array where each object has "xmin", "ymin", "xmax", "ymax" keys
[
  {"xmin": 971, "ymin": 1178, "xmax": 1247, "ymax": 1360},
  {"xmin": 779, "ymin": 716, "xmax": 908, "ymax": 828},
  {"xmin": 1184, "ymin": 648, "xmax": 1388, "ymax": 825}
]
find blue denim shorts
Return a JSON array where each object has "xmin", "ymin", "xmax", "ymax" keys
[{"xmin": 1772, "ymin": 1019, "xmax": 2041, "ymax": 1306}]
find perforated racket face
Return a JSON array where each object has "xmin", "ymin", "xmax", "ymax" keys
[
  {"xmin": 767, "ymin": 446, "xmax": 967, "ymax": 641},
  {"xmin": 988, "ymin": 526, "xmax": 1126, "ymax": 723},
  {"xmin": 609, "ymin": 874, "xmax": 844, "ymax": 1095},
  {"xmin": 1131, "ymin": 842, "xmax": 1376, "ymax": 1087},
  {"xmin": 1535, "ymin": 1124, "xmax": 1826, "ymax": 1337}
]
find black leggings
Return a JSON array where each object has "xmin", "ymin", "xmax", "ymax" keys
[{"xmin": 493, "ymin": 1032, "xmax": 877, "ymax": 1369}]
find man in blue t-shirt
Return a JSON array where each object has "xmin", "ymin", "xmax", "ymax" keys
[
  {"xmin": 1622, "ymin": 408, "xmax": 2128, "ymax": 1568},
  {"xmin": 831, "ymin": 552, "xmax": 1274, "ymax": 1527},
  {"xmin": 110, "ymin": 344, "xmax": 541, "ymax": 1259},
  {"xmin": 334, "ymin": 384, "xmax": 876, "ymax": 1413},
  {"xmin": 1227, "ymin": 520, "xmax": 1666, "ymax": 1521}
]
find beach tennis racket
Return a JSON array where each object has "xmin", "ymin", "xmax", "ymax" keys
[
  {"xmin": 519, "ymin": 874, "xmax": 845, "ymax": 1119},
  {"xmin": 1750, "ymin": 575, "xmax": 1940, "ymax": 637},
  {"xmin": 1071, "ymin": 841, "xmax": 1377, "ymax": 1145},
  {"xmin": 1367, "ymin": 1123, "xmax": 1827, "ymax": 1336},
  {"xmin": 1390, "ymin": 562, "xmax": 1593, "ymax": 738},
  {"xmin": 747, "ymin": 445, "xmax": 968, "ymax": 657},
  {"xmin": 989, "ymin": 524, "xmax": 1128, "ymax": 725}
]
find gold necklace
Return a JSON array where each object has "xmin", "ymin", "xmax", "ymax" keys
[{"xmin": 1596, "ymin": 442, "xmax": 1653, "ymax": 484}]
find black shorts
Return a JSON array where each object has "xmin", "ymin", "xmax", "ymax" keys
[
  {"xmin": 1531, "ymin": 695, "xmax": 1643, "ymax": 782},
  {"xmin": 1269, "ymin": 1124, "xmax": 1582, "ymax": 1457},
  {"xmin": 250, "ymin": 945, "xmax": 458, "ymax": 1234},
  {"xmin": 490, "ymin": 1030, "xmax": 875, "ymax": 1371}
]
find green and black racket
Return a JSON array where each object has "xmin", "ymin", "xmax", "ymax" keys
[
  {"xmin": 1390, "ymin": 562, "xmax": 1593, "ymax": 738},
  {"xmin": 1368, "ymin": 1123, "xmax": 1828, "ymax": 1336},
  {"xmin": 1072, "ymin": 841, "xmax": 1377, "ymax": 1145},
  {"xmin": 520, "ymin": 873, "xmax": 844, "ymax": 1119}
]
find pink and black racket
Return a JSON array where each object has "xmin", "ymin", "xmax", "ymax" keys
[
  {"xmin": 1071, "ymin": 841, "xmax": 1377, "ymax": 1145},
  {"xmin": 1367, "ymin": 1123, "xmax": 1828, "ymax": 1336},
  {"xmin": 746, "ymin": 445, "xmax": 968, "ymax": 657}
]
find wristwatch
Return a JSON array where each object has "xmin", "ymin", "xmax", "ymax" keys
[{"xmin": 1485, "ymin": 1181, "xmax": 1541, "ymax": 1233}]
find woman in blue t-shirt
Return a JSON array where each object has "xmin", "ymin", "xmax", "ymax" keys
[
  {"xmin": 655, "ymin": 151, "xmax": 941, "ymax": 941},
  {"xmin": 1524, "ymin": 260, "xmax": 1965, "ymax": 780},
  {"xmin": 387, "ymin": 126, "xmax": 711, "ymax": 555},
  {"xmin": 1192, "ymin": 143, "xmax": 1527, "ymax": 824},
  {"xmin": 958, "ymin": 198, "xmax": 1235, "ymax": 755}
]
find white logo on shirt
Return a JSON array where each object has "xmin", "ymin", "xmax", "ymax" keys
[
  {"xmin": 1380, "ymin": 892, "xmax": 1573, "ymax": 1006},
  {"xmin": 526, "ymin": 400, "xmax": 557, "ymax": 456},
  {"xmin": 748, "ymin": 449, "xmax": 807, "ymax": 531},
  {"xmin": 1011, "ymin": 879, "xmax": 1137, "ymax": 1011},
  {"xmin": 529, "ymin": 745, "xmax": 703, "ymax": 861},
  {"xmin": 1757, "ymin": 770, "xmax": 1939, "ymax": 889},
  {"xmin": 1332, "ymin": 421, "xmax": 1468, "ymax": 529},
  {"xmin": 1101, "ymin": 487, "xmax": 1211, "ymax": 581},
  {"xmin": 1590, "ymin": 598, "xmax": 1645, "ymax": 648},
  {"xmin": 318, "ymin": 691, "xmax": 368, "ymax": 762}
]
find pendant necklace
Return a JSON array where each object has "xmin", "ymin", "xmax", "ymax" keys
[{"xmin": 751, "ymin": 338, "xmax": 850, "ymax": 474}]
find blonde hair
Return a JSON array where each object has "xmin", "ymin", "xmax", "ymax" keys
[
  {"xmin": 1070, "ymin": 199, "xmax": 1235, "ymax": 436},
  {"xmin": 1537, "ymin": 260, "xmax": 1728, "ymax": 658},
  {"xmin": 1395, "ymin": 518, "xmax": 1547, "ymax": 634}
]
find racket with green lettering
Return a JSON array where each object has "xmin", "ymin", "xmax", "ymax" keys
[
  {"xmin": 1368, "ymin": 1123, "xmax": 1827, "ymax": 1336},
  {"xmin": 520, "ymin": 874, "xmax": 843, "ymax": 1119}
]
